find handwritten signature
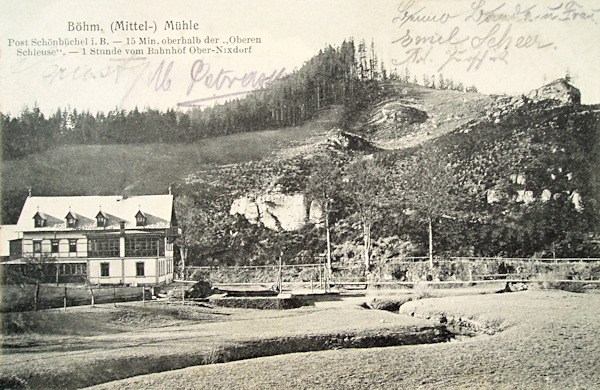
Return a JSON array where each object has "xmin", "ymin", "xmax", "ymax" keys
[
  {"xmin": 10, "ymin": 55, "xmax": 286, "ymax": 108},
  {"xmin": 392, "ymin": 0, "xmax": 459, "ymax": 29},
  {"xmin": 185, "ymin": 59, "xmax": 285, "ymax": 97},
  {"xmin": 393, "ymin": 22, "xmax": 553, "ymax": 71},
  {"xmin": 466, "ymin": 0, "xmax": 600, "ymax": 25},
  {"xmin": 389, "ymin": 0, "xmax": 581, "ymax": 72}
]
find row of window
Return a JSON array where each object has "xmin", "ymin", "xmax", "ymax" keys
[
  {"xmin": 31, "ymin": 237, "xmax": 166, "ymax": 258},
  {"xmin": 158, "ymin": 259, "xmax": 169, "ymax": 276},
  {"xmin": 34, "ymin": 211, "xmax": 148, "ymax": 228},
  {"xmin": 88, "ymin": 238, "xmax": 120, "ymax": 257},
  {"xmin": 125, "ymin": 237, "xmax": 165, "ymax": 257},
  {"xmin": 59, "ymin": 263, "xmax": 87, "ymax": 275},
  {"xmin": 88, "ymin": 237, "xmax": 165, "ymax": 258},
  {"xmin": 33, "ymin": 239, "xmax": 78, "ymax": 253}
]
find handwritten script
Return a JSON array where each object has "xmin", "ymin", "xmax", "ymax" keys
[
  {"xmin": 181, "ymin": 59, "xmax": 286, "ymax": 107},
  {"xmin": 10, "ymin": 56, "xmax": 286, "ymax": 108},
  {"xmin": 391, "ymin": 0, "xmax": 600, "ymax": 72}
]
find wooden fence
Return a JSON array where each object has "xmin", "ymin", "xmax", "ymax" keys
[
  {"xmin": 0, "ymin": 284, "xmax": 152, "ymax": 312},
  {"xmin": 183, "ymin": 257, "xmax": 600, "ymax": 285}
]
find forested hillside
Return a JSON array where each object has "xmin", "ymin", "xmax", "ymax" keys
[
  {"xmin": 1, "ymin": 41, "xmax": 361, "ymax": 159},
  {"xmin": 172, "ymin": 78, "xmax": 599, "ymax": 269},
  {"xmin": 2, "ymin": 38, "xmax": 598, "ymax": 268}
]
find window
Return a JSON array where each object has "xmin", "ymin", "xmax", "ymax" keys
[
  {"xmin": 34, "ymin": 213, "xmax": 46, "ymax": 228},
  {"xmin": 33, "ymin": 240, "xmax": 42, "ymax": 253},
  {"xmin": 88, "ymin": 238, "xmax": 120, "ymax": 258},
  {"xmin": 96, "ymin": 211, "xmax": 108, "ymax": 227},
  {"xmin": 100, "ymin": 262, "xmax": 109, "ymax": 277},
  {"xmin": 136, "ymin": 262, "xmax": 145, "ymax": 276},
  {"xmin": 97, "ymin": 216, "xmax": 106, "ymax": 227},
  {"xmin": 65, "ymin": 212, "xmax": 77, "ymax": 228},
  {"xmin": 135, "ymin": 211, "xmax": 146, "ymax": 227},
  {"xmin": 125, "ymin": 236, "xmax": 164, "ymax": 257},
  {"xmin": 69, "ymin": 239, "xmax": 77, "ymax": 253},
  {"xmin": 51, "ymin": 239, "xmax": 59, "ymax": 253}
]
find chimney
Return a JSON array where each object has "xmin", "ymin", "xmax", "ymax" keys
[{"xmin": 122, "ymin": 184, "xmax": 135, "ymax": 200}]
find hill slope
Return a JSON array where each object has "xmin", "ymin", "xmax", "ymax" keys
[
  {"xmin": 4, "ymin": 79, "xmax": 597, "ymax": 262},
  {"xmin": 174, "ymin": 78, "xmax": 599, "ymax": 264},
  {"xmin": 1, "ymin": 107, "xmax": 342, "ymax": 224}
]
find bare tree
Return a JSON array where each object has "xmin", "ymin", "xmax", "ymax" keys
[
  {"xmin": 345, "ymin": 158, "xmax": 390, "ymax": 271},
  {"xmin": 395, "ymin": 148, "xmax": 459, "ymax": 268},
  {"xmin": 305, "ymin": 155, "xmax": 343, "ymax": 274},
  {"xmin": 22, "ymin": 254, "xmax": 57, "ymax": 310},
  {"xmin": 174, "ymin": 194, "xmax": 216, "ymax": 278}
]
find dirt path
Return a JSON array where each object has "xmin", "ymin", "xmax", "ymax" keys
[{"xmin": 87, "ymin": 290, "xmax": 600, "ymax": 390}]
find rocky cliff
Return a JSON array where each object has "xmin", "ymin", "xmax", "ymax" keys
[
  {"xmin": 526, "ymin": 78, "xmax": 581, "ymax": 105},
  {"xmin": 230, "ymin": 193, "xmax": 322, "ymax": 231}
]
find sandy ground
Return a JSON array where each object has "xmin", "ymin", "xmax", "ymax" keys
[{"xmin": 86, "ymin": 290, "xmax": 600, "ymax": 390}]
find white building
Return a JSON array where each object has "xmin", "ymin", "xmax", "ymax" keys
[{"xmin": 7, "ymin": 194, "xmax": 178, "ymax": 286}]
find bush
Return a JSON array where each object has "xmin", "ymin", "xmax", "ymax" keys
[{"xmin": 367, "ymin": 297, "xmax": 413, "ymax": 312}]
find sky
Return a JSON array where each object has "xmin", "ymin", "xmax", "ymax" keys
[{"xmin": 1, "ymin": 0, "xmax": 599, "ymax": 115}]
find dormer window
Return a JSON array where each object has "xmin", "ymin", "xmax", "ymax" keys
[
  {"xmin": 65, "ymin": 211, "xmax": 77, "ymax": 228},
  {"xmin": 135, "ymin": 210, "xmax": 146, "ymax": 227},
  {"xmin": 33, "ymin": 212, "xmax": 46, "ymax": 228},
  {"xmin": 96, "ymin": 211, "xmax": 108, "ymax": 227}
]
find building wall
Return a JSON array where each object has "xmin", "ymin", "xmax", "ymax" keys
[
  {"xmin": 9, "ymin": 240, "xmax": 22, "ymax": 260},
  {"xmin": 88, "ymin": 257, "xmax": 174, "ymax": 285},
  {"xmin": 18, "ymin": 230, "xmax": 175, "ymax": 286},
  {"xmin": 21, "ymin": 231, "xmax": 88, "ymax": 258},
  {"xmin": 88, "ymin": 258, "xmax": 122, "ymax": 284}
]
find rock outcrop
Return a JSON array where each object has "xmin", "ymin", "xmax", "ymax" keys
[
  {"xmin": 526, "ymin": 78, "xmax": 581, "ymax": 105},
  {"xmin": 230, "ymin": 193, "xmax": 322, "ymax": 231},
  {"xmin": 379, "ymin": 102, "xmax": 428, "ymax": 124},
  {"xmin": 325, "ymin": 128, "xmax": 378, "ymax": 152},
  {"xmin": 473, "ymin": 78, "xmax": 581, "ymax": 127}
]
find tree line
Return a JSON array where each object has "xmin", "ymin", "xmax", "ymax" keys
[
  {"xmin": 2, "ymin": 39, "xmax": 389, "ymax": 160},
  {"xmin": 390, "ymin": 66, "xmax": 478, "ymax": 92}
]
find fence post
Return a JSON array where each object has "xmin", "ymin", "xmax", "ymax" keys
[
  {"xmin": 319, "ymin": 264, "xmax": 323, "ymax": 289},
  {"xmin": 278, "ymin": 253, "xmax": 283, "ymax": 293},
  {"xmin": 142, "ymin": 287, "xmax": 145, "ymax": 306},
  {"xmin": 34, "ymin": 282, "xmax": 40, "ymax": 311},
  {"xmin": 324, "ymin": 264, "xmax": 329, "ymax": 293},
  {"xmin": 64, "ymin": 285, "xmax": 67, "ymax": 312},
  {"xmin": 182, "ymin": 285, "xmax": 185, "ymax": 304},
  {"xmin": 90, "ymin": 287, "xmax": 95, "ymax": 307},
  {"xmin": 113, "ymin": 285, "xmax": 117, "ymax": 307},
  {"xmin": 468, "ymin": 261, "xmax": 473, "ymax": 282}
]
